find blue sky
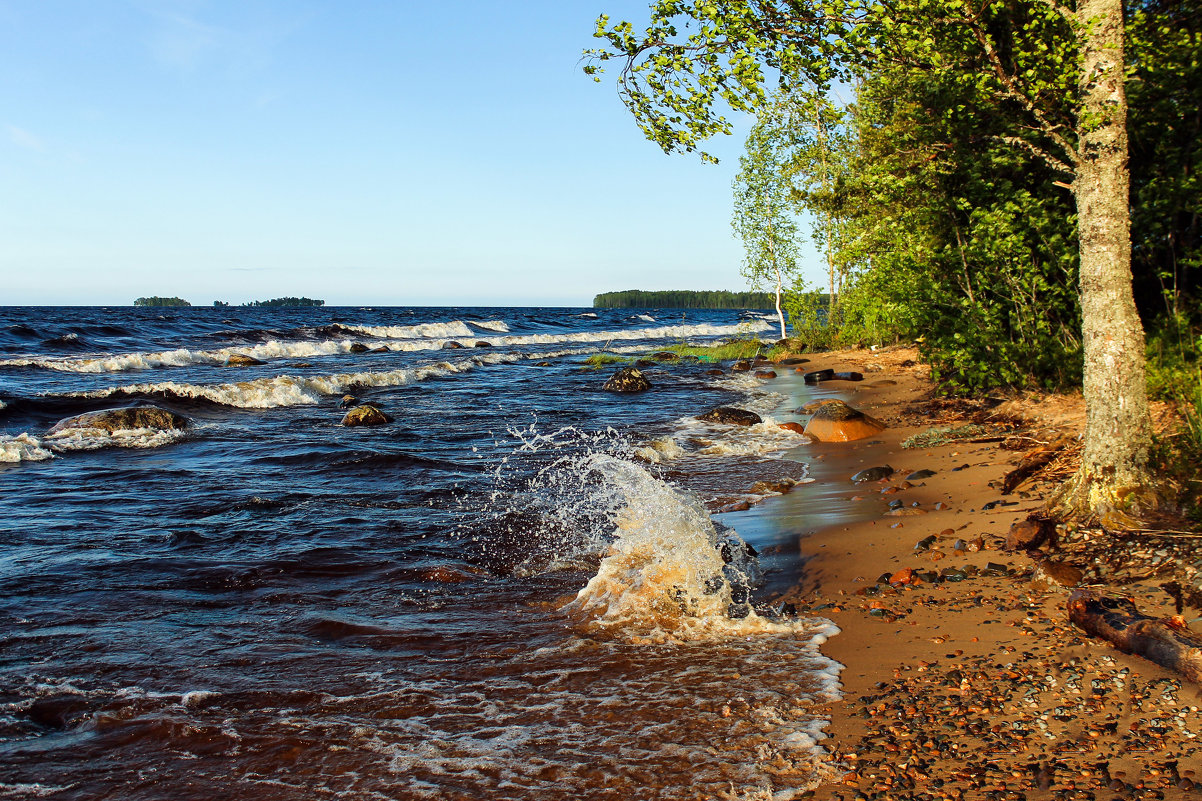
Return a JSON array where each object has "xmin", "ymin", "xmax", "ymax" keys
[{"xmin": 0, "ymin": 1, "xmax": 824, "ymax": 306}]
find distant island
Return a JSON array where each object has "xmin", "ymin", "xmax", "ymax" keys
[
  {"xmin": 594, "ymin": 290, "xmax": 775, "ymax": 309},
  {"xmin": 208, "ymin": 297, "xmax": 326, "ymax": 308},
  {"xmin": 134, "ymin": 296, "xmax": 191, "ymax": 307}
]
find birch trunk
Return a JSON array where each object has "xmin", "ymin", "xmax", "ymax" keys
[{"xmin": 1049, "ymin": 0, "xmax": 1160, "ymax": 524}]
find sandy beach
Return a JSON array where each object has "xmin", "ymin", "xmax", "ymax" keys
[{"xmin": 745, "ymin": 346, "xmax": 1202, "ymax": 800}]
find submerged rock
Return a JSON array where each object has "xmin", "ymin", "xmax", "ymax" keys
[
  {"xmin": 778, "ymin": 422, "xmax": 806, "ymax": 435},
  {"xmin": 698, "ymin": 407, "xmax": 762, "ymax": 426},
  {"xmin": 804, "ymin": 400, "xmax": 887, "ymax": 442},
  {"xmin": 225, "ymin": 353, "xmax": 265, "ymax": 366},
  {"xmin": 49, "ymin": 406, "xmax": 188, "ymax": 435},
  {"xmin": 338, "ymin": 395, "xmax": 359, "ymax": 408},
  {"xmin": 341, "ymin": 405, "xmax": 392, "ymax": 427},
  {"xmin": 474, "ymin": 341, "xmax": 492, "ymax": 348},
  {"xmin": 754, "ymin": 370, "xmax": 777, "ymax": 379},
  {"xmin": 731, "ymin": 359, "xmax": 752, "ymax": 372},
  {"xmin": 603, "ymin": 367, "xmax": 651, "ymax": 392},
  {"xmin": 442, "ymin": 341, "xmax": 465, "ymax": 349},
  {"xmin": 851, "ymin": 465, "xmax": 895, "ymax": 483}
]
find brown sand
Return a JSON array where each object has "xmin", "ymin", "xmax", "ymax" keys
[{"xmin": 747, "ymin": 346, "xmax": 1202, "ymax": 800}]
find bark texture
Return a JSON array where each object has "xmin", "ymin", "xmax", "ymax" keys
[{"xmin": 1050, "ymin": 0, "xmax": 1159, "ymax": 524}]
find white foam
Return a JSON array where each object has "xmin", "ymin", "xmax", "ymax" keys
[
  {"xmin": 636, "ymin": 314, "xmax": 656, "ymax": 322},
  {"xmin": 470, "ymin": 320, "xmax": 510, "ymax": 333},
  {"xmin": 43, "ymin": 426, "xmax": 189, "ymax": 452},
  {"xmin": 0, "ymin": 434, "xmax": 54, "ymax": 462},
  {"xmin": 72, "ymin": 352, "xmax": 522, "ymax": 409},
  {"xmin": 0, "ymin": 339, "xmax": 358, "ymax": 374},
  {"xmin": 632, "ymin": 436, "xmax": 686, "ymax": 463},
  {"xmin": 344, "ymin": 321, "xmax": 475, "ymax": 339}
]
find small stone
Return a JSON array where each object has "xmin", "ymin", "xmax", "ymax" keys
[
  {"xmin": 754, "ymin": 370, "xmax": 777, "ymax": 379},
  {"xmin": 603, "ymin": 367, "xmax": 652, "ymax": 392},
  {"xmin": 778, "ymin": 422, "xmax": 807, "ymax": 435}
]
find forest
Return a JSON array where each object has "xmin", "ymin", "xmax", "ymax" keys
[
  {"xmin": 133, "ymin": 297, "xmax": 191, "ymax": 307},
  {"xmin": 588, "ymin": 0, "xmax": 1201, "ymax": 521},
  {"xmin": 593, "ymin": 289, "xmax": 783, "ymax": 309}
]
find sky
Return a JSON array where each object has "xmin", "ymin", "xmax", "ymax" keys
[{"xmin": 0, "ymin": 1, "xmax": 825, "ymax": 306}]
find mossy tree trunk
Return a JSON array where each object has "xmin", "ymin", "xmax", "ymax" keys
[{"xmin": 1049, "ymin": 0, "xmax": 1159, "ymax": 524}]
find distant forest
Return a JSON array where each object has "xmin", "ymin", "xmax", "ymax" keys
[
  {"xmin": 211, "ymin": 297, "xmax": 326, "ymax": 307},
  {"xmin": 593, "ymin": 290, "xmax": 775, "ymax": 309},
  {"xmin": 134, "ymin": 296, "xmax": 191, "ymax": 307}
]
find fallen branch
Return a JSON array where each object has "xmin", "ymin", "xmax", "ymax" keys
[
  {"xmin": 1001, "ymin": 444, "xmax": 1063, "ymax": 494},
  {"xmin": 1068, "ymin": 589, "xmax": 1202, "ymax": 684}
]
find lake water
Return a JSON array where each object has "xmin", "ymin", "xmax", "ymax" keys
[{"xmin": 0, "ymin": 306, "xmax": 842, "ymax": 800}]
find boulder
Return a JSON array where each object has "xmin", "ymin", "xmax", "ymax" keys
[
  {"xmin": 474, "ymin": 341, "xmax": 492, "ymax": 348},
  {"xmin": 341, "ymin": 405, "xmax": 392, "ymax": 427},
  {"xmin": 732, "ymin": 359, "xmax": 752, "ymax": 372},
  {"xmin": 225, "ymin": 353, "xmax": 265, "ymax": 366},
  {"xmin": 442, "ymin": 341, "xmax": 465, "ymax": 350},
  {"xmin": 49, "ymin": 406, "xmax": 189, "ymax": 435},
  {"xmin": 650, "ymin": 351, "xmax": 680, "ymax": 361},
  {"xmin": 603, "ymin": 367, "xmax": 651, "ymax": 392},
  {"xmin": 705, "ymin": 368, "xmax": 724, "ymax": 376},
  {"xmin": 366, "ymin": 346, "xmax": 391, "ymax": 354},
  {"xmin": 803, "ymin": 369, "xmax": 835, "ymax": 384},
  {"xmin": 754, "ymin": 370, "xmax": 777, "ymax": 379},
  {"xmin": 851, "ymin": 465, "xmax": 895, "ymax": 483},
  {"xmin": 778, "ymin": 422, "xmax": 806, "ymax": 435},
  {"xmin": 349, "ymin": 343, "xmax": 370, "ymax": 353},
  {"xmin": 803, "ymin": 400, "xmax": 887, "ymax": 442},
  {"xmin": 698, "ymin": 407, "xmax": 763, "ymax": 426}
]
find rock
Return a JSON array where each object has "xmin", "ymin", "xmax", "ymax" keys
[
  {"xmin": 851, "ymin": 465, "xmax": 895, "ymax": 483},
  {"xmin": 474, "ymin": 341, "xmax": 492, "ymax": 348},
  {"xmin": 778, "ymin": 422, "xmax": 806, "ymax": 435},
  {"xmin": 776, "ymin": 357, "xmax": 810, "ymax": 365},
  {"xmin": 889, "ymin": 568, "xmax": 917, "ymax": 585},
  {"xmin": 338, "ymin": 395, "xmax": 359, "ymax": 408},
  {"xmin": 48, "ymin": 406, "xmax": 188, "ymax": 435},
  {"xmin": 603, "ymin": 367, "xmax": 651, "ymax": 392},
  {"xmin": 288, "ymin": 362, "xmax": 312, "ymax": 368},
  {"xmin": 797, "ymin": 399, "xmax": 839, "ymax": 414},
  {"xmin": 750, "ymin": 479, "xmax": 796, "ymax": 495},
  {"xmin": 442, "ymin": 341, "xmax": 465, "ymax": 349},
  {"xmin": 341, "ymin": 405, "xmax": 392, "ymax": 427},
  {"xmin": 349, "ymin": 342, "xmax": 370, "ymax": 353},
  {"xmin": 830, "ymin": 371, "xmax": 865, "ymax": 381},
  {"xmin": 366, "ymin": 346, "xmax": 390, "ymax": 354},
  {"xmin": 732, "ymin": 359, "xmax": 752, "ymax": 372},
  {"xmin": 804, "ymin": 400, "xmax": 887, "ymax": 442},
  {"xmin": 534, "ymin": 361, "xmax": 552, "ymax": 367},
  {"xmin": 705, "ymin": 368, "xmax": 724, "ymax": 376},
  {"xmin": 905, "ymin": 469, "xmax": 936, "ymax": 481},
  {"xmin": 634, "ymin": 359, "xmax": 656, "ymax": 368},
  {"xmin": 803, "ymin": 369, "xmax": 835, "ymax": 384},
  {"xmin": 719, "ymin": 500, "xmax": 751, "ymax": 513},
  {"xmin": 754, "ymin": 370, "xmax": 777, "ymax": 379},
  {"xmin": 1005, "ymin": 516, "xmax": 1057, "ymax": 551},
  {"xmin": 698, "ymin": 407, "xmax": 762, "ymax": 426},
  {"xmin": 1032, "ymin": 560, "xmax": 1084, "ymax": 591},
  {"xmin": 225, "ymin": 353, "xmax": 265, "ymax": 366},
  {"xmin": 650, "ymin": 351, "xmax": 679, "ymax": 361}
]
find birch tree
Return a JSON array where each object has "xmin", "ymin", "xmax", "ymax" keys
[{"xmin": 585, "ymin": 0, "xmax": 1161, "ymax": 524}]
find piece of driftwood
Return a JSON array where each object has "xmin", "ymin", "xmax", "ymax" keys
[
  {"xmin": 1001, "ymin": 444, "xmax": 1064, "ymax": 494},
  {"xmin": 1068, "ymin": 589, "xmax": 1202, "ymax": 683}
]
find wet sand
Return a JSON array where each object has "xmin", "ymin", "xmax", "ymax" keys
[{"xmin": 740, "ymin": 346, "xmax": 1202, "ymax": 800}]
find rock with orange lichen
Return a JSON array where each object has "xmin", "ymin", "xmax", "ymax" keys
[{"xmin": 803, "ymin": 400, "xmax": 886, "ymax": 442}]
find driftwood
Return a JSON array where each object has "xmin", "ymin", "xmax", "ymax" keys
[
  {"xmin": 1000, "ymin": 442, "xmax": 1067, "ymax": 494},
  {"xmin": 1068, "ymin": 589, "xmax": 1202, "ymax": 684}
]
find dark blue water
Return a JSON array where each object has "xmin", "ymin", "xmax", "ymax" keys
[{"xmin": 0, "ymin": 306, "xmax": 843, "ymax": 800}]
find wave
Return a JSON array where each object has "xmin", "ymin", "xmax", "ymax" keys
[
  {"xmin": 342, "ymin": 321, "xmax": 476, "ymax": 339},
  {"xmin": 0, "ymin": 434, "xmax": 55, "ymax": 462},
  {"xmin": 0, "ymin": 339, "xmax": 364, "ymax": 374},
  {"xmin": 469, "ymin": 320, "xmax": 510, "ymax": 333},
  {"xmin": 43, "ymin": 426, "xmax": 189, "ymax": 452},
  {"xmin": 69, "ymin": 352, "xmax": 522, "ymax": 409}
]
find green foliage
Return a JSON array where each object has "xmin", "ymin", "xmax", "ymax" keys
[
  {"xmin": 592, "ymin": 289, "xmax": 776, "ymax": 308},
  {"xmin": 581, "ymin": 352, "xmax": 629, "ymax": 369},
  {"xmin": 667, "ymin": 338, "xmax": 787, "ymax": 362},
  {"xmin": 243, "ymin": 297, "xmax": 325, "ymax": 308},
  {"xmin": 213, "ymin": 300, "xmax": 230, "ymax": 307},
  {"xmin": 134, "ymin": 296, "xmax": 191, "ymax": 307}
]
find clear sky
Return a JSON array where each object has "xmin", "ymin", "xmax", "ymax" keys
[{"xmin": 0, "ymin": 1, "xmax": 824, "ymax": 306}]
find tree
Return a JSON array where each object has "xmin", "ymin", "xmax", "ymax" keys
[
  {"xmin": 732, "ymin": 112, "xmax": 802, "ymax": 339},
  {"xmin": 586, "ymin": 0, "xmax": 1161, "ymax": 524}
]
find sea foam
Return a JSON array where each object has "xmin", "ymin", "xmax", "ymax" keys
[{"xmin": 0, "ymin": 434, "xmax": 55, "ymax": 462}]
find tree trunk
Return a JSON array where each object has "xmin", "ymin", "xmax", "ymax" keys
[
  {"xmin": 1049, "ymin": 0, "xmax": 1159, "ymax": 525},
  {"xmin": 1068, "ymin": 590, "xmax": 1202, "ymax": 683}
]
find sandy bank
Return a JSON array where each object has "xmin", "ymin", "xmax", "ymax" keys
[{"xmin": 729, "ymin": 345, "xmax": 1202, "ymax": 800}]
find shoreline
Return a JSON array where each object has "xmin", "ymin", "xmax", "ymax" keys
[{"xmin": 726, "ymin": 346, "xmax": 1202, "ymax": 799}]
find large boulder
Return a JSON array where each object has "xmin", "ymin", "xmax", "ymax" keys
[
  {"xmin": 803, "ymin": 400, "xmax": 886, "ymax": 442},
  {"xmin": 341, "ymin": 405, "xmax": 392, "ymax": 427},
  {"xmin": 48, "ymin": 406, "xmax": 188, "ymax": 435},
  {"xmin": 698, "ymin": 407, "xmax": 762, "ymax": 426},
  {"xmin": 603, "ymin": 367, "xmax": 651, "ymax": 392}
]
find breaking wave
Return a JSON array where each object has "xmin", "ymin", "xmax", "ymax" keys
[{"xmin": 0, "ymin": 434, "xmax": 55, "ymax": 462}]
